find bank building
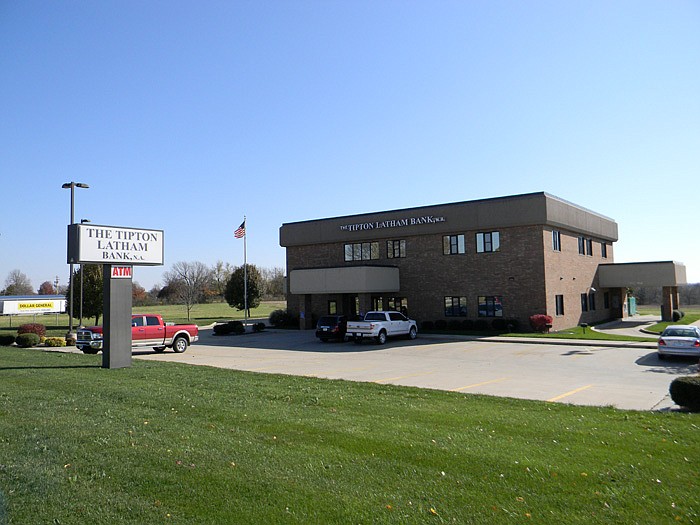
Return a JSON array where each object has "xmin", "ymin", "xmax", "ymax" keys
[{"xmin": 279, "ymin": 192, "xmax": 686, "ymax": 332}]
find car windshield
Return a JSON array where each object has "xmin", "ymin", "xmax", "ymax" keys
[{"xmin": 664, "ymin": 328, "xmax": 698, "ymax": 338}]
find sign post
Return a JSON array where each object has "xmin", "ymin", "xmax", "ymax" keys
[{"xmin": 68, "ymin": 224, "xmax": 163, "ymax": 369}]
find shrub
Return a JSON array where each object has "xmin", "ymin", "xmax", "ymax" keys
[
  {"xmin": 670, "ymin": 376, "xmax": 700, "ymax": 411},
  {"xmin": 229, "ymin": 321, "xmax": 245, "ymax": 335},
  {"xmin": 16, "ymin": 333, "xmax": 40, "ymax": 348},
  {"xmin": 253, "ymin": 322, "xmax": 266, "ymax": 333},
  {"xmin": 213, "ymin": 322, "xmax": 234, "ymax": 335},
  {"xmin": 529, "ymin": 314, "xmax": 553, "ymax": 333},
  {"xmin": 434, "ymin": 320, "xmax": 447, "ymax": 330},
  {"xmin": 17, "ymin": 323, "xmax": 46, "ymax": 338},
  {"xmin": 491, "ymin": 318, "xmax": 507, "ymax": 331},
  {"xmin": 0, "ymin": 334, "xmax": 16, "ymax": 346},
  {"xmin": 474, "ymin": 319, "xmax": 489, "ymax": 331},
  {"xmin": 44, "ymin": 337, "xmax": 66, "ymax": 347},
  {"xmin": 447, "ymin": 320, "xmax": 462, "ymax": 330},
  {"xmin": 506, "ymin": 319, "xmax": 520, "ymax": 332},
  {"xmin": 672, "ymin": 310, "xmax": 684, "ymax": 322},
  {"xmin": 269, "ymin": 309, "xmax": 296, "ymax": 327},
  {"xmin": 461, "ymin": 319, "xmax": 474, "ymax": 330},
  {"xmin": 421, "ymin": 321, "xmax": 434, "ymax": 330},
  {"xmin": 213, "ymin": 321, "xmax": 246, "ymax": 335}
]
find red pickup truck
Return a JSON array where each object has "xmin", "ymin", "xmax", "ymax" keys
[{"xmin": 76, "ymin": 314, "xmax": 199, "ymax": 354}]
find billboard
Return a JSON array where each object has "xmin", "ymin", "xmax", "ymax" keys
[
  {"xmin": 1, "ymin": 298, "xmax": 66, "ymax": 315},
  {"xmin": 68, "ymin": 224, "xmax": 164, "ymax": 266}
]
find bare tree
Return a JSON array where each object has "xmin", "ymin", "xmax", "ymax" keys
[
  {"xmin": 2, "ymin": 269, "xmax": 34, "ymax": 295},
  {"xmin": 260, "ymin": 266, "xmax": 285, "ymax": 299},
  {"xmin": 162, "ymin": 261, "xmax": 214, "ymax": 321},
  {"xmin": 211, "ymin": 260, "xmax": 234, "ymax": 300}
]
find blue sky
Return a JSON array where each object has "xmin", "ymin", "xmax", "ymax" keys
[{"xmin": 1, "ymin": 0, "xmax": 699, "ymax": 290}]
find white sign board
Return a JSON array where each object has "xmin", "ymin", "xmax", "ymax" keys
[
  {"xmin": 1, "ymin": 299, "xmax": 66, "ymax": 315},
  {"xmin": 68, "ymin": 224, "xmax": 164, "ymax": 266}
]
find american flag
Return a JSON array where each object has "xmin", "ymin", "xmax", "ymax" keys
[{"xmin": 234, "ymin": 220, "xmax": 246, "ymax": 239}]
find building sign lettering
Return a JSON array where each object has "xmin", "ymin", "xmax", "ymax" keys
[
  {"xmin": 110, "ymin": 266, "xmax": 133, "ymax": 279},
  {"xmin": 339, "ymin": 215, "xmax": 446, "ymax": 232},
  {"xmin": 68, "ymin": 224, "xmax": 164, "ymax": 266}
]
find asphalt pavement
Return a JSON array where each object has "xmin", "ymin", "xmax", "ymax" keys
[{"xmin": 129, "ymin": 316, "xmax": 698, "ymax": 412}]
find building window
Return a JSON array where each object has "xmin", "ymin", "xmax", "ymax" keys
[
  {"xmin": 589, "ymin": 292, "xmax": 596, "ymax": 311},
  {"xmin": 581, "ymin": 293, "xmax": 589, "ymax": 312},
  {"xmin": 444, "ymin": 296, "xmax": 467, "ymax": 317},
  {"xmin": 443, "ymin": 234, "xmax": 465, "ymax": 255},
  {"xmin": 476, "ymin": 231, "xmax": 500, "ymax": 253},
  {"xmin": 601, "ymin": 242, "xmax": 608, "ymax": 258},
  {"xmin": 552, "ymin": 230, "xmax": 561, "ymax": 252},
  {"xmin": 388, "ymin": 297, "xmax": 407, "ymax": 314},
  {"xmin": 555, "ymin": 295, "xmax": 565, "ymax": 316},
  {"xmin": 344, "ymin": 242, "xmax": 379, "ymax": 261},
  {"xmin": 372, "ymin": 296, "xmax": 383, "ymax": 311},
  {"xmin": 387, "ymin": 240, "xmax": 406, "ymax": 258},
  {"xmin": 578, "ymin": 236, "xmax": 594, "ymax": 256},
  {"xmin": 604, "ymin": 292, "xmax": 610, "ymax": 309},
  {"xmin": 478, "ymin": 296, "xmax": 503, "ymax": 317},
  {"xmin": 328, "ymin": 300, "xmax": 337, "ymax": 314}
]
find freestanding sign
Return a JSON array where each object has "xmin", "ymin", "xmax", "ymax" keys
[
  {"xmin": 68, "ymin": 224, "xmax": 164, "ymax": 266},
  {"xmin": 68, "ymin": 224, "xmax": 164, "ymax": 369}
]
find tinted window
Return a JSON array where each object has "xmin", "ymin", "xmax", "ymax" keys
[
  {"xmin": 365, "ymin": 313, "xmax": 386, "ymax": 321},
  {"xmin": 146, "ymin": 316, "xmax": 160, "ymax": 326}
]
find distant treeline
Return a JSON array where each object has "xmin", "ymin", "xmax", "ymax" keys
[{"xmin": 633, "ymin": 283, "xmax": 700, "ymax": 306}]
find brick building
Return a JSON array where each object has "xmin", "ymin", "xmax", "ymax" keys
[{"xmin": 279, "ymin": 192, "xmax": 686, "ymax": 331}]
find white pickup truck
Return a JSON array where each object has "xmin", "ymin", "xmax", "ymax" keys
[{"xmin": 346, "ymin": 311, "xmax": 418, "ymax": 344}]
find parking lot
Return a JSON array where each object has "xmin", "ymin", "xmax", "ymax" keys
[{"xmin": 133, "ymin": 328, "xmax": 699, "ymax": 411}]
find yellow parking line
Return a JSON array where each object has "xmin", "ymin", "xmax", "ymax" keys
[
  {"xmin": 547, "ymin": 384, "xmax": 594, "ymax": 402},
  {"xmin": 374, "ymin": 371, "xmax": 435, "ymax": 383},
  {"xmin": 451, "ymin": 377, "xmax": 508, "ymax": 392}
]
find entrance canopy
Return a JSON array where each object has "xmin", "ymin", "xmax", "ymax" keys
[
  {"xmin": 289, "ymin": 266, "xmax": 400, "ymax": 294},
  {"xmin": 598, "ymin": 261, "xmax": 687, "ymax": 288}
]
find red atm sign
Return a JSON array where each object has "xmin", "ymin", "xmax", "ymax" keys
[{"xmin": 111, "ymin": 266, "xmax": 132, "ymax": 279}]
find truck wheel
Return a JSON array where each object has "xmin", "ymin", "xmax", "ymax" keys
[
  {"xmin": 153, "ymin": 346, "xmax": 166, "ymax": 353},
  {"xmin": 376, "ymin": 330, "xmax": 387, "ymax": 345},
  {"xmin": 172, "ymin": 336, "xmax": 188, "ymax": 353},
  {"xmin": 408, "ymin": 326, "xmax": 417, "ymax": 340}
]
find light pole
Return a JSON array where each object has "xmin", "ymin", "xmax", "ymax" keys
[
  {"xmin": 62, "ymin": 182, "xmax": 89, "ymax": 340},
  {"xmin": 79, "ymin": 219, "xmax": 91, "ymax": 327}
]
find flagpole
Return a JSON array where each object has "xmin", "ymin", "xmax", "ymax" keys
[{"xmin": 243, "ymin": 216, "xmax": 248, "ymax": 330}]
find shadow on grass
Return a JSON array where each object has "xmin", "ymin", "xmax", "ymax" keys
[{"xmin": 0, "ymin": 365, "xmax": 99, "ymax": 371}]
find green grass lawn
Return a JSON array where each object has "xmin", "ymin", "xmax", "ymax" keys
[
  {"xmin": 0, "ymin": 347, "xmax": 698, "ymax": 524},
  {"xmin": 0, "ymin": 301, "xmax": 286, "ymax": 338}
]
